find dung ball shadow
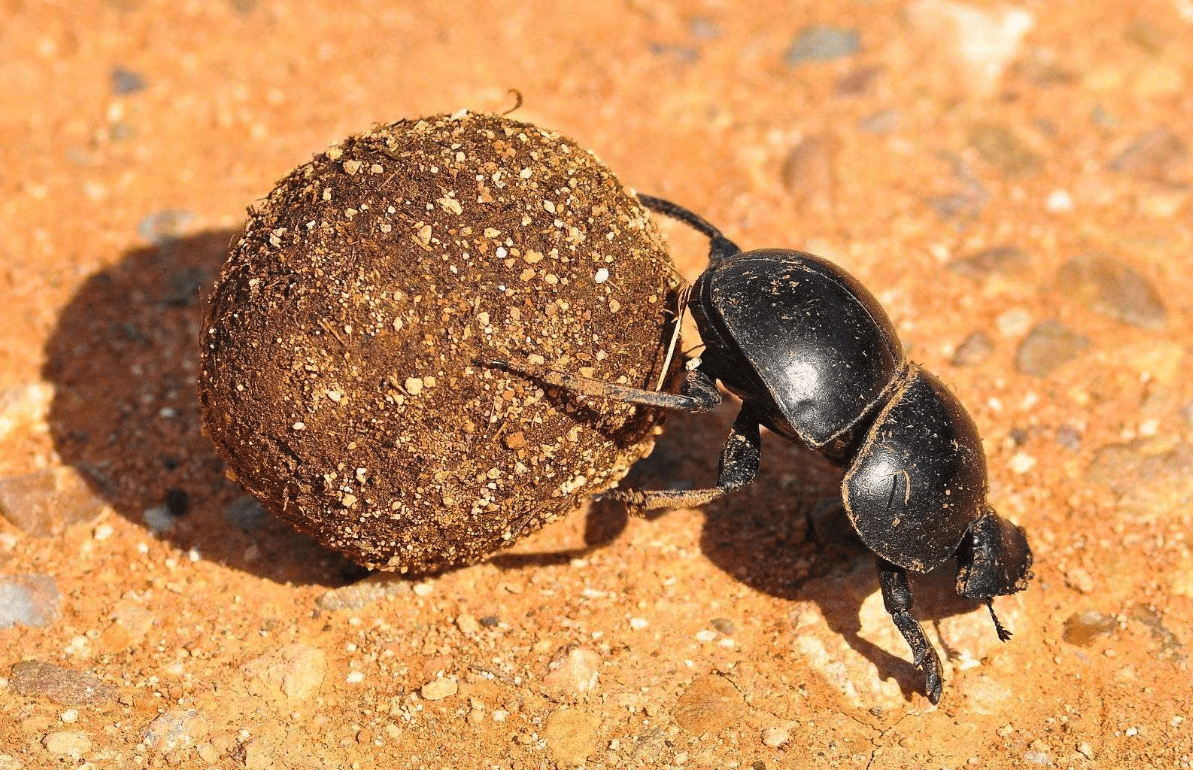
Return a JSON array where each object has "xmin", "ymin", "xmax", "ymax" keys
[{"xmin": 43, "ymin": 230, "xmax": 364, "ymax": 586}]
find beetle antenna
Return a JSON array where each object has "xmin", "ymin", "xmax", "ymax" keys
[
  {"xmin": 987, "ymin": 598, "xmax": 1013, "ymax": 642},
  {"xmin": 637, "ymin": 194, "xmax": 741, "ymax": 261}
]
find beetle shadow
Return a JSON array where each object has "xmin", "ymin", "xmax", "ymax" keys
[
  {"xmin": 43, "ymin": 230, "xmax": 366, "ymax": 587},
  {"xmin": 493, "ymin": 404, "xmax": 987, "ymax": 703}
]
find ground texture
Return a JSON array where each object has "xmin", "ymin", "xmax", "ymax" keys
[{"xmin": 1, "ymin": 1, "xmax": 1191, "ymax": 768}]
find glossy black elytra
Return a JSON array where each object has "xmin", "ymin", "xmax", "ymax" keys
[{"xmin": 488, "ymin": 194, "xmax": 1033, "ymax": 704}]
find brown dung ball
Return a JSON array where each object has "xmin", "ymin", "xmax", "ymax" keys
[{"xmin": 200, "ymin": 112, "xmax": 684, "ymax": 572}]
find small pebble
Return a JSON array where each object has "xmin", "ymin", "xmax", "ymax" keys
[
  {"xmin": 762, "ymin": 725, "xmax": 792, "ymax": 748},
  {"xmin": 1015, "ymin": 321, "xmax": 1090, "ymax": 378},
  {"xmin": 947, "ymin": 245, "xmax": 1030, "ymax": 280},
  {"xmin": 60, "ymin": 709, "xmax": 78, "ymax": 723},
  {"xmin": 542, "ymin": 647, "xmax": 601, "ymax": 699},
  {"xmin": 1058, "ymin": 255, "xmax": 1167, "ymax": 330},
  {"xmin": 1062, "ymin": 611, "xmax": 1117, "ymax": 646},
  {"xmin": 1108, "ymin": 129, "xmax": 1187, "ymax": 182},
  {"xmin": 110, "ymin": 66, "xmax": 147, "ymax": 95},
  {"xmin": 952, "ymin": 331, "xmax": 994, "ymax": 367},
  {"xmin": 142, "ymin": 709, "xmax": 209, "ymax": 752},
  {"xmin": 629, "ymin": 617, "xmax": 648, "ymax": 630},
  {"xmin": 710, "ymin": 617, "xmax": 736, "ymax": 635},
  {"xmin": 42, "ymin": 731, "xmax": 91, "ymax": 758},
  {"xmin": 137, "ymin": 209, "xmax": 194, "ymax": 245},
  {"xmin": 224, "ymin": 496, "xmax": 268, "ymax": 532},
  {"xmin": 346, "ymin": 671, "xmax": 365, "ymax": 684},
  {"xmin": 784, "ymin": 25, "xmax": 860, "ymax": 64},
  {"xmin": 142, "ymin": 504, "xmax": 176, "ymax": 533},
  {"xmin": 420, "ymin": 677, "xmax": 458, "ymax": 700},
  {"xmin": 1009, "ymin": 452, "xmax": 1036, "ymax": 474},
  {"xmin": 1077, "ymin": 742, "xmax": 1095, "ymax": 760},
  {"xmin": 906, "ymin": 0, "xmax": 1033, "ymax": 92},
  {"xmin": 1045, "ymin": 189, "xmax": 1074, "ymax": 212},
  {"xmin": 317, "ymin": 573, "xmax": 410, "ymax": 611},
  {"xmin": 10, "ymin": 661, "xmax": 116, "ymax": 706},
  {"xmin": 0, "ymin": 467, "xmax": 108, "ymax": 537},
  {"xmin": 969, "ymin": 122, "xmax": 1041, "ymax": 176},
  {"xmin": 0, "ymin": 574, "xmax": 62, "ymax": 629}
]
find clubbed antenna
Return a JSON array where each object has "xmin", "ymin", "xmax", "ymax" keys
[
  {"xmin": 636, "ymin": 193, "xmax": 741, "ymax": 262},
  {"xmin": 987, "ymin": 598, "xmax": 1013, "ymax": 642}
]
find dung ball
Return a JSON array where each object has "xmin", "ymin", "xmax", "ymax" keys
[{"xmin": 200, "ymin": 112, "xmax": 683, "ymax": 572}]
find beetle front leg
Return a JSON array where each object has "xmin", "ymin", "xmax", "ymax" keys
[
  {"xmin": 876, "ymin": 557, "xmax": 944, "ymax": 704},
  {"xmin": 603, "ymin": 409, "xmax": 761, "ymax": 514},
  {"xmin": 482, "ymin": 358, "xmax": 723, "ymax": 414}
]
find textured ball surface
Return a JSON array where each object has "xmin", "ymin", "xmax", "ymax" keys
[{"xmin": 200, "ymin": 112, "xmax": 683, "ymax": 572}]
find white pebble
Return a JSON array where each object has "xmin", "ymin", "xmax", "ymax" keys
[
  {"xmin": 1045, "ymin": 189, "xmax": 1073, "ymax": 212},
  {"xmin": 594, "ymin": 268, "xmax": 610, "ymax": 283},
  {"xmin": 1009, "ymin": 452, "xmax": 1036, "ymax": 474},
  {"xmin": 629, "ymin": 617, "xmax": 648, "ymax": 631},
  {"xmin": 346, "ymin": 671, "xmax": 365, "ymax": 684},
  {"xmin": 60, "ymin": 709, "xmax": 79, "ymax": 723}
]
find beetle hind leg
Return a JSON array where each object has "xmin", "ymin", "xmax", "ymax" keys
[{"xmin": 876, "ymin": 557, "xmax": 944, "ymax": 704}]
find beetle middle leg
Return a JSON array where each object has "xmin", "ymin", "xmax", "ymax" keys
[
  {"xmin": 602, "ymin": 409, "xmax": 761, "ymax": 514},
  {"xmin": 876, "ymin": 557, "xmax": 944, "ymax": 704}
]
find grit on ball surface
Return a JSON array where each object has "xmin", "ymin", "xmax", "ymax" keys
[{"xmin": 200, "ymin": 112, "xmax": 685, "ymax": 572}]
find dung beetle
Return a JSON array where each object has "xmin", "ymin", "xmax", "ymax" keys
[{"xmin": 489, "ymin": 194, "xmax": 1033, "ymax": 703}]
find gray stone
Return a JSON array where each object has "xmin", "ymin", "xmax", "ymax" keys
[
  {"xmin": 142, "ymin": 504, "xmax": 176, "ymax": 533},
  {"xmin": 1058, "ymin": 255, "xmax": 1167, "ymax": 329},
  {"xmin": 785, "ymin": 25, "xmax": 860, "ymax": 65},
  {"xmin": 948, "ymin": 246, "xmax": 1030, "ymax": 280},
  {"xmin": 137, "ymin": 209, "xmax": 194, "ymax": 245},
  {"xmin": 110, "ymin": 67, "xmax": 146, "ymax": 95},
  {"xmin": 1015, "ymin": 321, "xmax": 1090, "ymax": 378},
  {"xmin": 1108, "ymin": 129, "xmax": 1187, "ymax": 182},
  {"xmin": 0, "ymin": 574, "xmax": 62, "ymax": 629},
  {"xmin": 10, "ymin": 661, "xmax": 116, "ymax": 706},
  {"xmin": 0, "ymin": 467, "xmax": 108, "ymax": 537},
  {"xmin": 952, "ymin": 331, "xmax": 994, "ymax": 367},
  {"xmin": 225, "ymin": 496, "xmax": 268, "ymax": 531},
  {"xmin": 316, "ymin": 571, "xmax": 409, "ymax": 611}
]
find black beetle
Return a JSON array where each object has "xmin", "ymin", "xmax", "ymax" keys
[{"xmin": 488, "ymin": 194, "xmax": 1033, "ymax": 703}]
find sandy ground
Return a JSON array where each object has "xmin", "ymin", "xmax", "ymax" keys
[{"xmin": 1, "ymin": 1, "xmax": 1191, "ymax": 768}]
